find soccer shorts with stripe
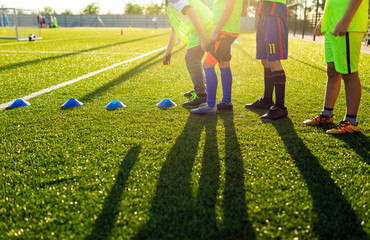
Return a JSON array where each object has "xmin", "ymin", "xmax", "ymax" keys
[
  {"xmin": 324, "ymin": 31, "xmax": 364, "ymax": 74},
  {"xmin": 256, "ymin": 15, "xmax": 288, "ymax": 61}
]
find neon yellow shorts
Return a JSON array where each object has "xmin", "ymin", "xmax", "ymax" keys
[{"xmin": 324, "ymin": 32, "xmax": 364, "ymax": 74}]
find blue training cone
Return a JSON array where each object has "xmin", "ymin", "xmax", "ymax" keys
[
  {"xmin": 62, "ymin": 98, "xmax": 83, "ymax": 107},
  {"xmin": 156, "ymin": 99, "xmax": 177, "ymax": 108},
  {"xmin": 105, "ymin": 100, "xmax": 126, "ymax": 109},
  {"xmin": 9, "ymin": 99, "xmax": 30, "ymax": 108}
]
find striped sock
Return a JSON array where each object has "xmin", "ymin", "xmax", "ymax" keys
[
  {"xmin": 205, "ymin": 67, "xmax": 218, "ymax": 108},
  {"xmin": 345, "ymin": 114, "xmax": 357, "ymax": 126},
  {"xmin": 322, "ymin": 107, "xmax": 333, "ymax": 117},
  {"xmin": 221, "ymin": 67, "xmax": 232, "ymax": 104},
  {"xmin": 263, "ymin": 68, "xmax": 274, "ymax": 103},
  {"xmin": 272, "ymin": 70, "xmax": 286, "ymax": 109}
]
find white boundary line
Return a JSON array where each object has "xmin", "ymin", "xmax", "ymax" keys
[
  {"xmin": 0, "ymin": 50, "xmax": 144, "ymax": 55},
  {"xmin": 0, "ymin": 34, "xmax": 120, "ymax": 46},
  {"xmin": 0, "ymin": 46, "xmax": 166, "ymax": 110}
]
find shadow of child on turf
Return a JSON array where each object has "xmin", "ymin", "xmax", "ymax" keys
[
  {"xmin": 135, "ymin": 113, "xmax": 255, "ymax": 239},
  {"xmin": 269, "ymin": 118, "xmax": 367, "ymax": 239},
  {"xmin": 85, "ymin": 146, "xmax": 141, "ymax": 240}
]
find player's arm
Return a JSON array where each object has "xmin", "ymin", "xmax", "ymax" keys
[
  {"xmin": 332, "ymin": 0, "xmax": 363, "ymax": 36},
  {"xmin": 182, "ymin": 6, "xmax": 209, "ymax": 51},
  {"xmin": 314, "ymin": 18, "xmax": 323, "ymax": 36},
  {"xmin": 209, "ymin": 0, "xmax": 236, "ymax": 42},
  {"xmin": 163, "ymin": 27, "xmax": 177, "ymax": 65}
]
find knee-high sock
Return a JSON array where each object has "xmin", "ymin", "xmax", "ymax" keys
[
  {"xmin": 263, "ymin": 68, "xmax": 274, "ymax": 103},
  {"xmin": 205, "ymin": 67, "xmax": 218, "ymax": 108},
  {"xmin": 272, "ymin": 70, "xmax": 286, "ymax": 109},
  {"xmin": 221, "ymin": 67, "xmax": 232, "ymax": 104}
]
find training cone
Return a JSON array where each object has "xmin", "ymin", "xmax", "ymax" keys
[
  {"xmin": 121, "ymin": 29, "xmax": 123, "ymax": 35},
  {"xmin": 62, "ymin": 98, "xmax": 83, "ymax": 108},
  {"xmin": 105, "ymin": 100, "xmax": 126, "ymax": 109},
  {"xmin": 9, "ymin": 99, "xmax": 30, "ymax": 108},
  {"xmin": 156, "ymin": 99, "xmax": 177, "ymax": 108}
]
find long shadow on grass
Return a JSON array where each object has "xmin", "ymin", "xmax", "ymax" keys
[
  {"xmin": 268, "ymin": 118, "xmax": 367, "ymax": 239},
  {"xmin": 79, "ymin": 46, "xmax": 185, "ymax": 103},
  {"xmin": 134, "ymin": 114, "xmax": 219, "ymax": 239},
  {"xmin": 135, "ymin": 113, "xmax": 255, "ymax": 239},
  {"xmin": 234, "ymin": 44, "xmax": 258, "ymax": 61},
  {"xmin": 289, "ymin": 56, "xmax": 326, "ymax": 72},
  {"xmin": 0, "ymin": 33, "xmax": 167, "ymax": 72},
  {"xmin": 219, "ymin": 111, "xmax": 256, "ymax": 239},
  {"xmin": 85, "ymin": 145, "xmax": 141, "ymax": 240},
  {"xmin": 332, "ymin": 133, "xmax": 370, "ymax": 165}
]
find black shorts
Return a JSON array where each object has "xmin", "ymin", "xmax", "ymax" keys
[{"xmin": 204, "ymin": 32, "xmax": 238, "ymax": 65}]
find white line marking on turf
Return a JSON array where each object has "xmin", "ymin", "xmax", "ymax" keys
[
  {"xmin": 0, "ymin": 50, "xmax": 144, "ymax": 55},
  {"xmin": 0, "ymin": 34, "xmax": 119, "ymax": 46},
  {"xmin": 0, "ymin": 46, "xmax": 166, "ymax": 110}
]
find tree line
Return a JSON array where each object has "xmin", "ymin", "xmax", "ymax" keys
[{"xmin": 39, "ymin": 2, "xmax": 166, "ymax": 15}]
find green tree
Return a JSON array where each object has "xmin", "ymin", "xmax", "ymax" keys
[
  {"xmin": 83, "ymin": 2, "xmax": 100, "ymax": 15},
  {"xmin": 125, "ymin": 2, "xmax": 144, "ymax": 14},
  {"xmin": 145, "ymin": 2, "xmax": 165, "ymax": 15},
  {"xmin": 61, "ymin": 9, "xmax": 73, "ymax": 15},
  {"xmin": 41, "ymin": 6, "xmax": 57, "ymax": 15}
]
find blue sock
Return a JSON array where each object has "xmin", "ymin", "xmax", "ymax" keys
[
  {"xmin": 322, "ymin": 107, "xmax": 333, "ymax": 117},
  {"xmin": 205, "ymin": 67, "xmax": 218, "ymax": 108},
  {"xmin": 345, "ymin": 114, "xmax": 357, "ymax": 125},
  {"xmin": 220, "ymin": 67, "xmax": 232, "ymax": 104}
]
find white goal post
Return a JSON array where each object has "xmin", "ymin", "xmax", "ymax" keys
[{"xmin": 0, "ymin": 8, "xmax": 42, "ymax": 41}]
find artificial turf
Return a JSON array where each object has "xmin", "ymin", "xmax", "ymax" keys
[{"xmin": 0, "ymin": 28, "xmax": 369, "ymax": 239}]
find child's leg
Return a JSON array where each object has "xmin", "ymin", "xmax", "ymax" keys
[
  {"xmin": 261, "ymin": 60, "xmax": 274, "ymax": 103},
  {"xmin": 323, "ymin": 62, "xmax": 342, "ymax": 111},
  {"xmin": 269, "ymin": 60, "xmax": 285, "ymax": 109},
  {"xmin": 342, "ymin": 71, "xmax": 361, "ymax": 124},
  {"xmin": 185, "ymin": 46, "xmax": 207, "ymax": 97},
  {"xmin": 203, "ymin": 62, "xmax": 218, "ymax": 108},
  {"xmin": 219, "ymin": 61, "xmax": 232, "ymax": 104}
]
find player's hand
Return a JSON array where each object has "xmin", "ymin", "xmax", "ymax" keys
[
  {"xmin": 332, "ymin": 20, "xmax": 349, "ymax": 37},
  {"xmin": 209, "ymin": 31, "xmax": 219, "ymax": 43},
  {"xmin": 314, "ymin": 21, "xmax": 323, "ymax": 36},
  {"xmin": 200, "ymin": 37, "xmax": 210, "ymax": 52},
  {"xmin": 163, "ymin": 52, "xmax": 171, "ymax": 65}
]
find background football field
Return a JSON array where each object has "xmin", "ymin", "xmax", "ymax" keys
[{"xmin": 0, "ymin": 28, "xmax": 369, "ymax": 239}]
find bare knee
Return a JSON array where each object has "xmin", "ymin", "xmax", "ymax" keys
[
  {"xmin": 219, "ymin": 61, "xmax": 230, "ymax": 69},
  {"xmin": 326, "ymin": 62, "xmax": 340, "ymax": 79},
  {"xmin": 261, "ymin": 59, "xmax": 269, "ymax": 68},
  {"xmin": 203, "ymin": 62, "xmax": 213, "ymax": 69},
  {"xmin": 342, "ymin": 72, "xmax": 359, "ymax": 83},
  {"xmin": 268, "ymin": 60, "xmax": 283, "ymax": 72}
]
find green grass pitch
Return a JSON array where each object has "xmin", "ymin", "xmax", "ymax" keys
[{"xmin": 0, "ymin": 28, "xmax": 369, "ymax": 239}]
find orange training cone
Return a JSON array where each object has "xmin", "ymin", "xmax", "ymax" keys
[{"xmin": 121, "ymin": 29, "xmax": 123, "ymax": 35}]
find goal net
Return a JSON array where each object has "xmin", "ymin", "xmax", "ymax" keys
[{"xmin": 0, "ymin": 8, "xmax": 42, "ymax": 41}]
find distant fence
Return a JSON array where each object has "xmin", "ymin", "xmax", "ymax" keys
[
  {"xmin": 14, "ymin": 13, "xmax": 320, "ymax": 38},
  {"xmin": 21, "ymin": 14, "xmax": 257, "ymax": 31}
]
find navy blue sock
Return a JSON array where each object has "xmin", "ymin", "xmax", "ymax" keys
[
  {"xmin": 263, "ymin": 68, "xmax": 274, "ymax": 103},
  {"xmin": 272, "ymin": 70, "xmax": 286, "ymax": 109},
  {"xmin": 220, "ymin": 67, "xmax": 232, "ymax": 104},
  {"xmin": 322, "ymin": 107, "xmax": 334, "ymax": 117},
  {"xmin": 345, "ymin": 114, "xmax": 357, "ymax": 125},
  {"xmin": 205, "ymin": 67, "xmax": 218, "ymax": 108}
]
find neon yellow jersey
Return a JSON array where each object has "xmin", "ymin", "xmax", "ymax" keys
[
  {"xmin": 321, "ymin": 0, "xmax": 369, "ymax": 33},
  {"xmin": 257, "ymin": 0, "xmax": 286, "ymax": 3},
  {"xmin": 213, "ymin": 0, "xmax": 243, "ymax": 33},
  {"xmin": 167, "ymin": 0, "xmax": 213, "ymax": 49}
]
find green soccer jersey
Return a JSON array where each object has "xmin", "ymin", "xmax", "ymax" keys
[
  {"xmin": 167, "ymin": 0, "xmax": 213, "ymax": 49},
  {"xmin": 213, "ymin": 0, "xmax": 243, "ymax": 33},
  {"xmin": 321, "ymin": 0, "xmax": 369, "ymax": 33}
]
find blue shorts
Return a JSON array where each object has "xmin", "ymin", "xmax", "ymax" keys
[{"xmin": 256, "ymin": 15, "xmax": 288, "ymax": 61}]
